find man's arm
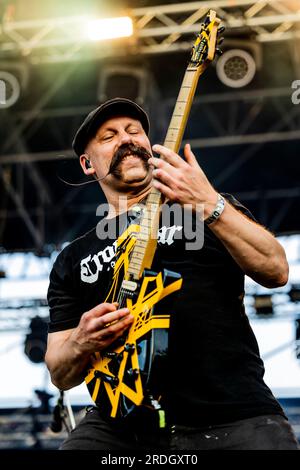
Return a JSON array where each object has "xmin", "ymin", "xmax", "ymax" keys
[
  {"xmin": 149, "ymin": 143, "xmax": 289, "ymax": 288},
  {"xmin": 205, "ymin": 199, "xmax": 288, "ymax": 287},
  {"xmin": 45, "ymin": 303, "xmax": 133, "ymax": 390}
]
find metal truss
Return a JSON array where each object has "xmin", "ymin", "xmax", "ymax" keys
[
  {"xmin": 1, "ymin": 85, "xmax": 297, "ymax": 161},
  {"xmin": 0, "ymin": 83, "xmax": 299, "ymax": 242},
  {"xmin": 1, "ymin": 1, "xmax": 300, "ymax": 64},
  {"xmin": 0, "ymin": 62, "xmax": 79, "ymax": 252},
  {"xmin": 0, "ymin": 2, "xmax": 299, "ymax": 252},
  {"xmin": 234, "ymin": 187, "xmax": 300, "ymax": 232}
]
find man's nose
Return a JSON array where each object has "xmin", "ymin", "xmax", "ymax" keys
[{"xmin": 118, "ymin": 131, "xmax": 133, "ymax": 146}]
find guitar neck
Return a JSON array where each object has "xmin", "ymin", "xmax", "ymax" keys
[
  {"xmin": 164, "ymin": 64, "xmax": 205, "ymax": 153},
  {"xmin": 126, "ymin": 66, "xmax": 204, "ymax": 281},
  {"xmin": 163, "ymin": 12, "xmax": 219, "ymax": 154},
  {"xmin": 126, "ymin": 10, "xmax": 220, "ymax": 280}
]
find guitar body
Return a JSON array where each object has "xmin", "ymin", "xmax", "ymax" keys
[{"xmin": 85, "ymin": 229, "xmax": 182, "ymax": 418}]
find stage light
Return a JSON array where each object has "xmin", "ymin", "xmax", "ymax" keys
[
  {"xmin": 216, "ymin": 49, "xmax": 256, "ymax": 88},
  {"xmin": 98, "ymin": 65, "xmax": 148, "ymax": 104},
  {"xmin": 0, "ymin": 62, "xmax": 28, "ymax": 109},
  {"xmin": 253, "ymin": 294, "xmax": 273, "ymax": 316},
  {"xmin": 86, "ymin": 17, "xmax": 133, "ymax": 42},
  {"xmin": 0, "ymin": 71, "xmax": 20, "ymax": 109},
  {"xmin": 24, "ymin": 316, "xmax": 48, "ymax": 364},
  {"xmin": 0, "ymin": 79, "xmax": 5, "ymax": 105}
]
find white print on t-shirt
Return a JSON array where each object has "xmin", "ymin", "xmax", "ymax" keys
[
  {"xmin": 80, "ymin": 225, "xmax": 183, "ymax": 284},
  {"xmin": 158, "ymin": 225, "xmax": 182, "ymax": 246},
  {"xmin": 80, "ymin": 241, "xmax": 117, "ymax": 284}
]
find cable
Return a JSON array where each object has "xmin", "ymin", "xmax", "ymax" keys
[
  {"xmin": 56, "ymin": 144, "xmax": 151, "ymax": 187},
  {"xmin": 55, "ymin": 154, "xmax": 110, "ymax": 187}
]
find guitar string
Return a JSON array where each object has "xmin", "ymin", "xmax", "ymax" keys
[
  {"xmin": 115, "ymin": 201, "xmax": 148, "ymax": 309},
  {"xmin": 115, "ymin": 210, "xmax": 140, "ymax": 310}
]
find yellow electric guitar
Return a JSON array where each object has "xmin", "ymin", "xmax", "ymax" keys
[{"xmin": 85, "ymin": 10, "xmax": 222, "ymax": 419}]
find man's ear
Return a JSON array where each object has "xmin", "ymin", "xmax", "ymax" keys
[{"xmin": 79, "ymin": 154, "xmax": 96, "ymax": 175}]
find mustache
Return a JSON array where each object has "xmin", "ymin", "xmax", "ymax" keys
[{"xmin": 109, "ymin": 144, "xmax": 152, "ymax": 173}]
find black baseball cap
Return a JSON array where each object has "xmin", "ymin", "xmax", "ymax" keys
[{"xmin": 72, "ymin": 97, "xmax": 150, "ymax": 156}]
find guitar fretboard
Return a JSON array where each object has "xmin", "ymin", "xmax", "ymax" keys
[
  {"xmin": 126, "ymin": 67, "xmax": 201, "ymax": 280},
  {"xmin": 126, "ymin": 11, "xmax": 220, "ymax": 280},
  {"xmin": 164, "ymin": 66, "xmax": 201, "ymax": 151}
]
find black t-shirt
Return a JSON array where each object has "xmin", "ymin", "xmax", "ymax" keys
[{"xmin": 47, "ymin": 194, "xmax": 285, "ymax": 426}]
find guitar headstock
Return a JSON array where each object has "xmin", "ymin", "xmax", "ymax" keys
[{"xmin": 190, "ymin": 10, "xmax": 224, "ymax": 67}]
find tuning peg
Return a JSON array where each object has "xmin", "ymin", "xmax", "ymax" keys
[
  {"xmin": 217, "ymin": 37, "xmax": 224, "ymax": 45},
  {"xmin": 218, "ymin": 26, "xmax": 226, "ymax": 34},
  {"xmin": 204, "ymin": 15, "xmax": 211, "ymax": 25},
  {"xmin": 215, "ymin": 48, "xmax": 223, "ymax": 56}
]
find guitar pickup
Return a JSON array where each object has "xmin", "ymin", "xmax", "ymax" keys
[{"xmin": 121, "ymin": 280, "xmax": 138, "ymax": 292}]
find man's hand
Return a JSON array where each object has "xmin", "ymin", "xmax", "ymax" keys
[
  {"xmin": 70, "ymin": 302, "xmax": 134, "ymax": 355},
  {"xmin": 149, "ymin": 143, "xmax": 217, "ymax": 217},
  {"xmin": 46, "ymin": 303, "xmax": 133, "ymax": 390},
  {"xmin": 149, "ymin": 143, "xmax": 288, "ymax": 288}
]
